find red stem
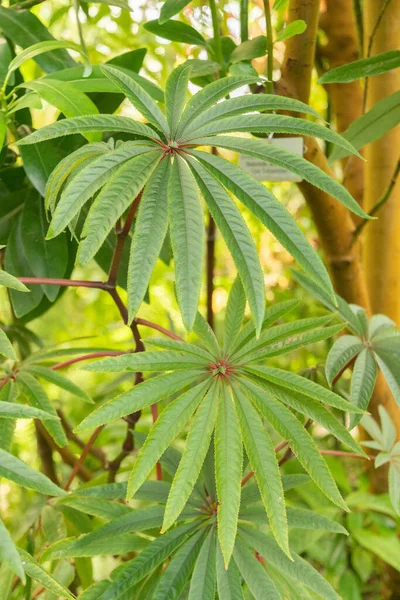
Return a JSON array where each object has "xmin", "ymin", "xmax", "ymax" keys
[
  {"xmin": 51, "ymin": 351, "xmax": 125, "ymax": 371},
  {"xmin": 18, "ymin": 277, "xmax": 110, "ymax": 290},
  {"xmin": 135, "ymin": 318, "xmax": 184, "ymax": 342},
  {"xmin": 63, "ymin": 425, "xmax": 104, "ymax": 490},
  {"xmin": 150, "ymin": 402, "xmax": 163, "ymax": 480}
]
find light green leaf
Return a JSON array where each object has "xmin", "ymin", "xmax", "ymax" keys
[
  {"xmin": 41, "ymin": 534, "xmax": 147, "ymax": 560},
  {"xmin": 44, "ymin": 142, "xmax": 109, "ymax": 211},
  {"xmin": 193, "ymin": 311, "xmax": 220, "ymax": 355},
  {"xmin": 319, "ymin": 50, "xmax": 400, "ymax": 84},
  {"xmin": 0, "ymin": 110, "xmax": 6, "ymax": 149},
  {"xmin": 56, "ymin": 495, "xmax": 132, "ymax": 520},
  {"xmin": 144, "ymin": 19, "xmax": 207, "ymax": 47},
  {"xmin": 101, "ymin": 65, "xmax": 169, "ymax": 135},
  {"xmin": 350, "ymin": 349, "xmax": 378, "ymax": 428},
  {"xmin": 128, "ymin": 158, "xmax": 171, "ymax": 320},
  {"xmin": 152, "ymin": 529, "xmax": 205, "ymax": 600},
  {"xmin": 193, "ymin": 136, "xmax": 370, "ymax": 220},
  {"xmin": 0, "ymin": 401, "xmax": 59, "ymax": 421},
  {"xmin": 233, "ymin": 383, "xmax": 290, "ymax": 557},
  {"xmin": 242, "ymin": 379, "xmax": 348, "ymax": 511},
  {"xmin": 18, "ymin": 549, "xmax": 75, "ymax": 600},
  {"xmin": 17, "ymin": 372, "xmax": 67, "ymax": 446},
  {"xmin": 215, "ymin": 385, "xmax": 243, "ymax": 567},
  {"xmin": 373, "ymin": 345, "xmax": 400, "ymax": 407},
  {"xmin": 351, "ymin": 529, "xmax": 400, "ymax": 572},
  {"xmin": 230, "ymin": 36, "xmax": 266, "ymax": 63},
  {"xmin": 78, "ymin": 152, "xmax": 160, "ymax": 266},
  {"xmin": 22, "ymin": 365, "xmax": 92, "ymax": 403},
  {"xmin": 187, "ymin": 114, "xmax": 361, "ymax": 160},
  {"xmin": 216, "ymin": 545, "xmax": 244, "ymax": 600},
  {"xmin": 188, "ymin": 157, "xmax": 265, "ymax": 335},
  {"xmin": 82, "ymin": 350, "xmax": 206, "ymax": 372},
  {"xmin": 239, "ymin": 525, "xmax": 339, "ymax": 600},
  {"xmin": 177, "ymin": 75, "xmax": 259, "ymax": 137},
  {"xmin": 245, "ymin": 364, "xmax": 363, "ymax": 413},
  {"xmin": 188, "ymin": 527, "xmax": 217, "ymax": 600},
  {"xmin": 275, "ymin": 20, "xmax": 307, "ymax": 42},
  {"xmin": 75, "ymin": 370, "xmax": 202, "ymax": 432},
  {"xmin": 127, "ymin": 379, "xmax": 210, "ymax": 499},
  {"xmin": 326, "ymin": 335, "xmax": 364, "ymax": 386},
  {"xmin": 98, "ymin": 522, "xmax": 199, "ymax": 600},
  {"xmin": 389, "ymin": 460, "xmax": 400, "ymax": 516},
  {"xmin": 159, "ymin": 0, "xmax": 192, "ymax": 23},
  {"xmin": 165, "ymin": 63, "xmax": 191, "ymax": 135},
  {"xmin": 0, "ymin": 329, "xmax": 17, "ymax": 361},
  {"xmin": 0, "ymin": 270, "xmax": 30, "ymax": 292},
  {"xmin": 163, "ymin": 383, "xmax": 219, "ymax": 531},
  {"xmin": 286, "ymin": 507, "xmax": 348, "ymax": 534},
  {"xmin": 0, "ymin": 448, "xmax": 65, "ymax": 496},
  {"xmin": 0, "ymin": 381, "xmax": 18, "ymax": 453},
  {"xmin": 169, "ymin": 155, "xmax": 205, "ymax": 330},
  {"xmin": 330, "ymin": 91, "xmax": 400, "ymax": 162},
  {"xmin": 224, "ymin": 277, "xmax": 247, "ymax": 352},
  {"xmin": 0, "ymin": 518, "xmax": 25, "ymax": 582},
  {"xmin": 369, "ymin": 314, "xmax": 396, "ymax": 339},
  {"xmin": 47, "ymin": 142, "xmax": 157, "ymax": 238},
  {"xmin": 185, "ymin": 94, "xmax": 324, "ymax": 138},
  {"xmin": 17, "ymin": 114, "xmax": 159, "ymax": 146},
  {"xmin": 7, "ymin": 92, "xmax": 42, "ymax": 116},
  {"xmin": 233, "ymin": 539, "xmax": 281, "ymax": 600}
]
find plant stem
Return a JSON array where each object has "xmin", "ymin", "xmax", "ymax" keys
[
  {"xmin": 353, "ymin": 156, "xmax": 400, "ymax": 242},
  {"xmin": 352, "ymin": 0, "xmax": 364, "ymax": 55},
  {"xmin": 51, "ymin": 351, "xmax": 126, "ymax": 371},
  {"xmin": 17, "ymin": 277, "xmax": 110, "ymax": 290},
  {"xmin": 135, "ymin": 317, "xmax": 185, "ymax": 341},
  {"xmin": 263, "ymin": 0, "xmax": 274, "ymax": 93},
  {"xmin": 64, "ymin": 425, "xmax": 104, "ymax": 490},
  {"xmin": 209, "ymin": 0, "xmax": 225, "ymax": 74},
  {"xmin": 240, "ymin": 0, "xmax": 249, "ymax": 42}
]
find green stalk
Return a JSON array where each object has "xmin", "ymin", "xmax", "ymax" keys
[
  {"xmin": 240, "ymin": 0, "xmax": 249, "ymax": 43},
  {"xmin": 209, "ymin": 0, "xmax": 225, "ymax": 75},
  {"xmin": 263, "ymin": 0, "xmax": 274, "ymax": 93}
]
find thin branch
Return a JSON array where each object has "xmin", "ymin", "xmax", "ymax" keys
[
  {"xmin": 58, "ymin": 409, "xmax": 107, "ymax": 466},
  {"xmin": 51, "ymin": 351, "xmax": 125, "ymax": 371},
  {"xmin": 331, "ymin": 354, "xmax": 358, "ymax": 385},
  {"xmin": 135, "ymin": 318, "xmax": 185, "ymax": 342},
  {"xmin": 263, "ymin": 0, "xmax": 274, "ymax": 93},
  {"xmin": 64, "ymin": 425, "xmax": 104, "ymax": 490},
  {"xmin": 151, "ymin": 403, "xmax": 163, "ymax": 480},
  {"xmin": 353, "ymin": 156, "xmax": 400, "ymax": 242},
  {"xmin": 17, "ymin": 277, "xmax": 110, "ymax": 290},
  {"xmin": 241, "ymin": 438, "xmax": 291, "ymax": 486}
]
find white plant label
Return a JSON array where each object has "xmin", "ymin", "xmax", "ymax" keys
[{"xmin": 239, "ymin": 137, "xmax": 304, "ymax": 182}]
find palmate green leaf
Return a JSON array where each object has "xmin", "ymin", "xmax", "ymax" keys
[
  {"xmin": 188, "ymin": 157, "xmax": 265, "ymax": 336},
  {"xmin": 188, "ymin": 526, "xmax": 217, "ymax": 600},
  {"xmin": 223, "ymin": 276, "xmax": 247, "ymax": 352},
  {"xmin": 165, "ymin": 63, "xmax": 191, "ymax": 136},
  {"xmin": 41, "ymin": 534, "xmax": 147, "ymax": 560},
  {"xmin": 102, "ymin": 65, "xmax": 169, "ymax": 135},
  {"xmin": 168, "ymin": 155, "xmax": 205, "ymax": 330},
  {"xmin": 176, "ymin": 75, "xmax": 259, "ymax": 137},
  {"xmin": 350, "ymin": 349, "xmax": 378, "ymax": 428},
  {"xmin": 241, "ymin": 379, "xmax": 348, "ymax": 511},
  {"xmin": 57, "ymin": 494, "xmax": 132, "ymax": 520},
  {"xmin": 0, "ymin": 518, "xmax": 25, "ymax": 582},
  {"xmin": 128, "ymin": 158, "xmax": 171, "ymax": 321},
  {"xmin": 83, "ymin": 350, "xmax": 207, "ymax": 372},
  {"xmin": 238, "ymin": 525, "xmax": 339, "ymax": 600},
  {"xmin": 240, "ymin": 475, "xmax": 310, "ymax": 508},
  {"xmin": 0, "ymin": 400, "xmax": 60, "ymax": 421},
  {"xmin": 44, "ymin": 142, "xmax": 109, "ymax": 211},
  {"xmin": 186, "ymin": 114, "xmax": 362, "ymax": 159},
  {"xmin": 326, "ymin": 335, "xmax": 364, "ymax": 386},
  {"xmin": 184, "ymin": 148, "xmax": 334, "ymax": 296},
  {"xmin": 17, "ymin": 372, "xmax": 67, "ymax": 446},
  {"xmin": 263, "ymin": 381, "xmax": 366, "ymax": 456},
  {"xmin": 21, "ymin": 365, "xmax": 92, "ymax": 403},
  {"xmin": 127, "ymin": 379, "xmax": 210, "ymax": 500},
  {"xmin": 194, "ymin": 136, "xmax": 369, "ymax": 220},
  {"xmin": 193, "ymin": 311, "xmax": 220, "ymax": 355},
  {"xmin": 329, "ymin": 91, "xmax": 400, "ymax": 162},
  {"xmin": 152, "ymin": 529, "xmax": 205, "ymax": 600},
  {"xmin": 20, "ymin": 79, "xmax": 100, "ymax": 142},
  {"xmin": 146, "ymin": 336, "xmax": 214, "ymax": 361},
  {"xmin": 233, "ymin": 539, "xmax": 281, "ymax": 600},
  {"xmin": 0, "ymin": 269, "xmax": 29, "ymax": 292},
  {"xmin": 233, "ymin": 383, "xmax": 290, "ymax": 558},
  {"xmin": 215, "ymin": 385, "xmax": 243, "ymax": 567},
  {"xmin": 17, "ymin": 114, "xmax": 159, "ymax": 146},
  {"xmin": 17, "ymin": 549, "xmax": 75, "ymax": 600},
  {"xmin": 47, "ymin": 142, "xmax": 157, "ymax": 239},
  {"xmin": 233, "ymin": 315, "xmax": 335, "ymax": 362},
  {"xmin": 245, "ymin": 364, "xmax": 363, "ymax": 413},
  {"xmin": 231, "ymin": 299, "xmax": 299, "ymax": 355},
  {"xmin": 75, "ymin": 369, "xmax": 202, "ymax": 432},
  {"xmin": 0, "ymin": 448, "xmax": 65, "ymax": 497},
  {"xmin": 163, "ymin": 383, "xmax": 219, "ymax": 531},
  {"xmin": 216, "ymin": 545, "xmax": 244, "ymax": 600},
  {"xmin": 98, "ymin": 522, "xmax": 200, "ymax": 600},
  {"xmin": 369, "ymin": 314, "xmax": 396, "ymax": 338},
  {"xmin": 373, "ymin": 351, "xmax": 400, "ymax": 407},
  {"xmin": 77, "ymin": 151, "xmax": 161, "ymax": 266},
  {"xmin": 285, "ymin": 507, "xmax": 348, "ymax": 535},
  {"xmin": 319, "ymin": 50, "xmax": 400, "ymax": 84},
  {"xmin": 0, "ymin": 329, "xmax": 17, "ymax": 361},
  {"xmin": 351, "ymin": 529, "xmax": 400, "ymax": 573}
]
